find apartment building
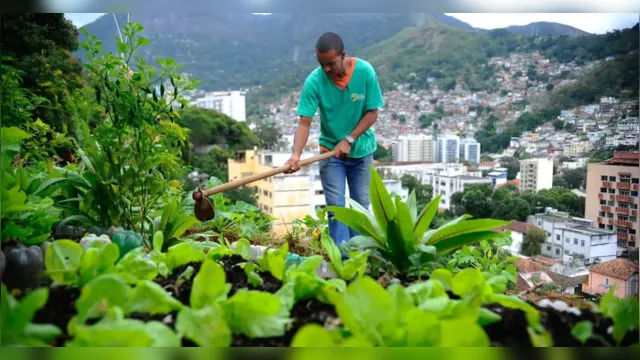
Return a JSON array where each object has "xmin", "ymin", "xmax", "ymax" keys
[
  {"xmin": 191, "ymin": 90, "xmax": 246, "ymax": 121},
  {"xmin": 436, "ymin": 134, "xmax": 460, "ymax": 163},
  {"xmin": 527, "ymin": 209, "xmax": 618, "ymax": 265},
  {"xmin": 585, "ymin": 152, "xmax": 640, "ymax": 251},
  {"xmin": 459, "ymin": 137, "xmax": 481, "ymax": 165},
  {"xmin": 228, "ymin": 149, "xmax": 408, "ymax": 235},
  {"xmin": 519, "ymin": 157, "xmax": 554, "ymax": 192},
  {"xmin": 391, "ymin": 134, "xmax": 436, "ymax": 162}
]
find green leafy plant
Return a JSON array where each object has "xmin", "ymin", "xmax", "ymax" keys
[
  {"xmin": 330, "ymin": 166, "xmax": 508, "ymax": 275},
  {"xmin": 1, "ymin": 284, "xmax": 62, "ymax": 346},
  {"xmin": 147, "ymin": 197, "xmax": 200, "ymax": 252},
  {"xmin": 593, "ymin": 286, "xmax": 639, "ymax": 346},
  {"xmin": 320, "ymin": 233, "xmax": 369, "ymax": 281}
]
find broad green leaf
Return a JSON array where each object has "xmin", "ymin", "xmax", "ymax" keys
[
  {"xmin": 527, "ymin": 327, "xmax": 554, "ymax": 347},
  {"xmin": 452, "ymin": 268, "xmax": 485, "ymax": 298},
  {"xmin": 320, "ymin": 233, "xmax": 344, "ymax": 277},
  {"xmin": 191, "ymin": 259, "xmax": 228, "ymax": 309},
  {"xmin": 342, "ymin": 249, "xmax": 370, "ymax": 280},
  {"xmin": 76, "ymin": 274, "xmax": 132, "ymax": 323},
  {"xmin": 369, "ymin": 165, "xmax": 396, "ymax": 233},
  {"xmin": 429, "ymin": 269, "xmax": 454, "ymax": 291},
  {"xmin": 222, "ymin": 290, "xmax": 292, "ymax": 338},
  {"xmin": 394, "ymin": 196, "xmax": 417, "ymax": 251},
  {"xmin": 166, "ymin": 242, "xmax": 205, "ymax": 271},
  {"xmin": 145, "ymin": 321, "xmax": 181, "ymax": 347},
  {"xmin": 347, "ymin": 235, "xmax": 384, "ymax": 250},
  {"xmin": 439, "ymin": 318, "xmax": 490, "ymax": 347},
  {"xmin": 70, "ymin": 318, "xmax": 153, "ymax": 346},
  {"xmin": 45, "ymin": 240, "xmax": 83, "ymax": 285},
  {"xmin": 432, "ymin": 231, "xmax": 502, "ymax": 255},
  {"xmin": 78, "ymin": 243, "xmax": 120, "ymax": 287},
  {"xmin": 1, "ymin": 286, "xmax": 52, "ymax": 344},
  {"xmin": 404, "ymin": 308, "xmax": 440, "ymax": 346},
  {"xmin": 406, "ymin": 280, "xmax": 447, "ymax": 305},
  {"xmin": 571, "ymin": 321, "xmax": 593, "ymax": 344},
  {"xmin": 290, "ymin": 324, "xmax": 337, "ymax": 347},
  {"xmin": 326, "ymin": 206, "xmax": 384, "ymax": 245},
  {"xmin": 348, "ymin": 197, "xmax": 381, "ymax": 234},
  {"xmin": 485, "ymin": 275, "xmax": 509, "ymax": 295},
  {"xmin": 176, "ymin": 305, "xmax": 231, "ymax": 347},
  {"xmin": 258, "ymin": 245, "xmax": 288, "ymax": 281},
  {"xmin": 235, "ymin": 238, "xmax": 251, "ymax": 260},
  {"xmin": 152, "ymin": 231, "xmax": 164, "ymax": 252},
  {"xmin": 488, "ymin": 293, "xmax": 542, "ymax": 332},
  {"xmin": 406, "ymin": 190, "xmax": 418, "ymax": 222},
  {"xmin": 115, "ymin": 248, "xmax": 158, "ymax": 281},
  {"xmin": 385, "ymin": 219, "xmax": 410, "ymax": 271},
  {"xmin": 126, "ymin": 280, "xmax": 184, "ymax": 315},
  {"xmin": 428, "ymin": 219, "xmax": 508, "ymax": 244},
  {"xmin": 414, "ymin": 195, "xmax": 441, "ymax": 240}
]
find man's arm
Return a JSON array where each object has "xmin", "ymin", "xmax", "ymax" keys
[
  {"xmin": 349, "ymin": 109, "xmax": 378, "ymax": 140},
  {"xmin": 292, "ymin": 116, "xmax": 312, "ymax": 157}
]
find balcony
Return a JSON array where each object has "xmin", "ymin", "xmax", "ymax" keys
[
  {"xmin": 598, "ymin": 193, "xmax": 604, "ymax": 199},
  {"xmin": 617, "ymin": 195, "xmax": 635, "ymax": 203},
  {"xmin": 632, "ymin": 209, "xmax": 638, "ymax": 217},
  {"xmin": 601, "ymin": 205, "xmax": 612, "ymax": 212},
  {"xmin": 631, "ymin": 234, "xmax": 637, "ymax": 243},
  {"xmin": 602, "ymin": 181, "xmax": 613, "ymax": 188},
  {"xmin": 617, "ymin": 182, "xmax": 631, "ymax": 190},
  {"xmin": 610, "ymin": 194, "xmax": 616, "ymax": 201},
  {"xmin": 608, "ymin": 218, "xmax": 614, "ymax": 225},
  {"xmin": 616, "ymin": 219, "xmax": 634, "ymax": 228},
  {"xmin": 616, "ymin": 207, "xmax": 629, "ymax": 214},
  {"xmin": 597, "ymin": 216, "xmax": 603, "ymax": 223},
  {"xmin": 633, "ymin": 184, "xmax": 639, "ymax": 191},
  {"xmin": 618, "ymin": 232, "xmax": 628, "ymax": 240}
]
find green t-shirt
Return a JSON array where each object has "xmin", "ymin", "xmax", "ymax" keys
[{"xmin": 296, "ymin": 58, "xmax": 385, "ymax": 158}]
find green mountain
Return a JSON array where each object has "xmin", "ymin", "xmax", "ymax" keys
[{"xmin": 504, "ymin": 22, "xmax": 591, "ymax": 37}]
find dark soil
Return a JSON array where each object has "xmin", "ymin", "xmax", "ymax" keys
[{"xmin": 31, "ymin": 285, "xmax": 81, "ymax": 346}]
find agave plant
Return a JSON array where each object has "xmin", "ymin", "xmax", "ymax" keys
[{"xmin": 326, "ymin": 166, "xmax": 509, "ymax": 274}]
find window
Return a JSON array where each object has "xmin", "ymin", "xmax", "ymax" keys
[
  {"xmin": 599, "ymin": 211, "xmax": 605, "ymax": 217},
  {"xmin": 608, "ymin": 200, "xmax": 615, "ymax": 206},
  {"xmin": 607, "ymin": 213, "xmax": 614, "ymax": 218},
  {"xmin": 556, "ymin": 235, "xmax": 561, "ymax": 241},
  {"xmin": 574, "ymin": 239, "xmax": 578, "ymax": 245},
  {"xmin": 581, "ymin": 240, "xmax": 585, "ymax": 247},
  {"xmin": 565, "ymin": 237, "xmax": 570, "ymax": 242},
  {"xmin": 599, "ymin": 224, "xmax": 605, "ymax": 229},
  {"xmin": 538, "ymin": 220, "xmax": 542, "ymax": 226},
  {"xmin": 555, "ymin": 248, "xmax": 560, "ymax": 255},
  {"xmin": 620, "ymin": 190, "xmax": 630, "ymax": 196},
  {"xmin": 609, "ymin": 176, "xmax": 616, "ymax": 181},
  {"xmin": 632, "ymin": 178, "xmax": 639, "ymax": 184},
  {"xmin": 601, "ymin": 175, "xmax": 608, "ymax": 181},
  {"xmin": 608, "ymin": 188, "xmax": 616, "ymax": 194},
  {"xmin": 632, "ymin": 191, "xmax": 639, "ymax": 197},
  {"xmin": 546, "ymin": 245, "xmax": 551, "ymax": 251},
  {"xmin": 600, "ymin": 199, "xmax": 606, "ymax": 205},
  {"xmin": 600, "ymin": 187, "xmax": 607, "ymax": 193}
]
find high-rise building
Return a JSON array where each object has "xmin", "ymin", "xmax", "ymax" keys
[
  {"xmin": 585, "ymin": 152, "xmax": 640, "ymax": 252},
  {"xmin": 192, "ymin": 91, "xmax": 246, "ymax": 121},
  {"xmin": 391, "ymin": 134, "xmax": 436, "ymax": 162},
  {"xmin": 436, "ymin": 135, "xmax": 460, "ymax": 163},
  {"xmin": 459, "ymin": 137, "xmax": 481, "ymax": 164},
  {"xmin": 519, "ymin": 158, "xmax": 554, "ymax": 192}
]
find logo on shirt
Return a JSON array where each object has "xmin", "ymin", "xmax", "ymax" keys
[{"xmin": 351, "ymin": 93, "xmax": 365, "ymax": 102}]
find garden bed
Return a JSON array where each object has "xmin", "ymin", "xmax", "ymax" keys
[{"xmin": 17, "ymin": 246, "xmax": 637, "ymax": 348}]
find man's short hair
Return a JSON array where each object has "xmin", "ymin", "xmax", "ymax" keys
[{"xmin": 316, "ymin": 32, "xmax": 344, "ymax": 54}]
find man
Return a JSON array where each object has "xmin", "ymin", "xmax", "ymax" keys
[{"xmin": 284, "ymin": 32, "xmax": 384, "ymax": 251}]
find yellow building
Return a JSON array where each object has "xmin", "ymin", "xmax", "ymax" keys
[{"xmin": 228, "ymin": 149, "xmax": 318, "ymax": 236}]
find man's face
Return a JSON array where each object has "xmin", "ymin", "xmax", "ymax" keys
[{"xmin": 316, "ymin": 49, "xmax": 345, "ymax": 78}]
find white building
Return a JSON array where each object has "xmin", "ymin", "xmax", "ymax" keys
[
  {"xmin": 436, "ymin": 134, "xmax": 461, "ymax": 163},
  {"xmin": 527, "ymin": 209, "xmax": 618, "ymax": 266},
  {"xmin": 192, "ymin": 91, "xmax": 246, "ymax": 122},
  {"xmin": 459, "ymin": 138, "xmax": 481, "ymax": 165},
  {"xmin": 519, "ymin": 158, "xmax": 554, "ymax": 192},
  {"xmin": 391, "ymin": 134, "xmax": 436, "ymax": 162}
]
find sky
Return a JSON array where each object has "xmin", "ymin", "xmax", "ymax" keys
[{"xmin": 64, "ymin": 13, "xmax": 638, "ymax": 34}]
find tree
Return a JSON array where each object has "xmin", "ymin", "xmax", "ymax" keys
[
  {"xmin": 254, "ymin": 122, "xmax": 283, "ymax": 150},
  {"xmin": 451, "ymin": 183, "xmax": 493, "ymax": 219},
  {"xmin": 557, "ymin": 168, "xmax": 586, "ymax": 189},
  {"xmin": 522, "ymin": 228, "xmax": 546, "ymax": 256},
  {"xmin": 400, "ymin": 174, "xmax": 433, "ymax": 209},
  {"xmin": 501, "ymin": 157, "xmax": 520, "ymax": 180},
  {"xmin": 0, "ymin": 14, "xmax": 84, "ymax": 131},
  {"xmin": 177, "ymin": 107, "xmax": 260, "ymax": 148},
  {"xmin": 491, "ymin": 197, "xmax": 532, "ymax": 221},
  {"xmin": 546, "ymin": 83, "xmax": 555, "ymax": 91},
  {"xmin": 552, "ymin": 119, "xmax": 564, "ymax": 131}
]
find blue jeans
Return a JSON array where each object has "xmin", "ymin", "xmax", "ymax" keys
[{"xmin": 319, "ymin": 152, "xmax": 373, "ymax": 256}]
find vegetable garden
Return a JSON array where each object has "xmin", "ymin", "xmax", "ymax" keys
[{"xmin": 1, "ymin": 21, "xmax": 638, "ymax": 347}]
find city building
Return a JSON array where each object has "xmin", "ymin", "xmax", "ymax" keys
[
  {"xmin": 585, "ymin": 152, "xmax": 640, "ymax": 252},
  {"xmin": 228, "ymin": 149, "xmax": 408, "ymax": 235},
  {"xmin": 436, "ymin": 134, "xmax": 461, "ymax": 163},
  {"xmin": 191, "ymin": 91, "xmax": 246, "ymax": 121},
  {"xmin": 391, "ymin": 134, "xmax": 436, "ymax": 162},
  {"xmin": 519, "ymin": 158, "xmax": 554, "ymax": 192},
  {"xmin": 488, "ymin": 167, "xmax": 508, "ymax": 188},
  {"xmin": 459, "ymin": 137, "xmax": 481, "ymax": 165},
  {"xmin": 527, "ymin": 209, "xmax": 618, "ymax": 265},
  {"xmin": 498, "ymin": 220, "xmax": 538, "ymax": 256},
  {"xmin": 582, "ymin": 258, "xmax": 639, "ymax": 298}
]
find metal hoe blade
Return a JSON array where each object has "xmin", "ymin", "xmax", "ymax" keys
[{"xmin": 193, "ymin": 187, "xmax": 215, "ymax": 221}]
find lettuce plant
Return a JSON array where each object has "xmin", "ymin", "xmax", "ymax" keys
[
  {"xmin": 320, "ymin": 233, "xmax": 369, "ymax": 281},
  {"xmin": 327, "ymin": 165, "xmax": 509, "ymax": 275}
]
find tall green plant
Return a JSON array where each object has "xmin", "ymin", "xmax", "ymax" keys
[
  {"xmin": 327, "ymin": 166, "xmax": 508, "ymax": 275},
  {"xmin": 37, "ymin": 23, "xmax": 199, "ymax": 237}
]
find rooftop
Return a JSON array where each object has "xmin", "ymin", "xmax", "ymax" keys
[
  {"xmin": 603, "ymin": 151, "xmax": 640, "ymax": 166},
  {"xmin": 505, "ymin": 221, "xmax": 537, "ymax": 234},
  {"xmin": 588, "ymin": 258, "xmax": 639, "ymax": 280}
]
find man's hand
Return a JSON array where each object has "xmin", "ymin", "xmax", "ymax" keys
[
  {"xmin": 284, "ymin": 154, "xmax": 301, "ymax": 174},
  {"xmin": 334, "ymin": 139, "xmax": 352, "ymax": 158}
]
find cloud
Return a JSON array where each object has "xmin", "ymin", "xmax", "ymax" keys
[
  {"xmin": 445, "ymin": 13, "xmax": 639, "ymax": 34},
  {"xmin": 65, "ymin": 13, "xmax": 104, "ymax": 27}
]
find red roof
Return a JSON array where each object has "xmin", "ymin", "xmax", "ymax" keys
[
  {"xmin": 589, "ymin": 258, "xmax": 639, "ymax": 280},
  {"xmin": 506, "ymin": 221, "xmax": 537, "ymax": 234}
]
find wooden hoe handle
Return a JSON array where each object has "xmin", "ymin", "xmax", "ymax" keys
[{"xmin": 201, "ymin": 150, "xmax": 336, "ymax": 197}]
